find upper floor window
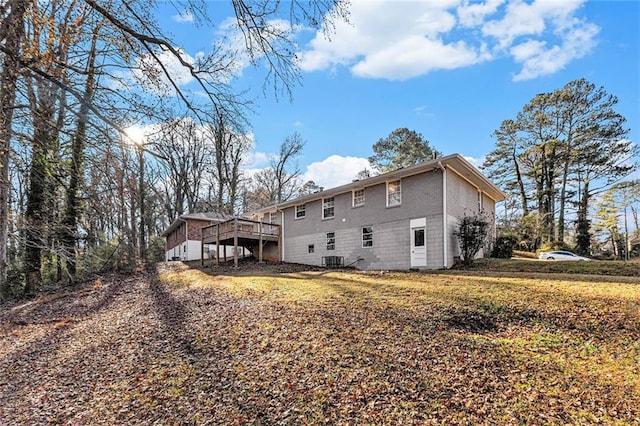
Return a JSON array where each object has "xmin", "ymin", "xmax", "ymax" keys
[
  {"xmin": 353, "ymin": 189, "xmax": 365, "ymax": 207},
  {"xmin": 326, "ymin": 232, "xmax": 335, "ymax": 250},
  {"xmin": 295, "ymin": 204, "xmax": 306, "ymax": 219},
  {"xmin": 323, "ymin": 197, "xmax": 335, "ymax": 219},
  {"xmin": 387, "ymin": 180, "xmax": 401, "ymax": 207}
]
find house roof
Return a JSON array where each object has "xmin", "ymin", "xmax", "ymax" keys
[
  {"xmin": 161, "ymin": 211, "xmax": 234, "ymax": 237},
  {"xmin": 248, "ymin": 153, "xmax": 506, "ymax": 214}
]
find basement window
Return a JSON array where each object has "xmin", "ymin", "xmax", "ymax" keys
[
  {"xmin": 326, "ymin": 232, "xmax": 335, "ymax": 251},
  {"xmin": 362, "ymin": 227, "xmax": 373, "ymax": 248}
]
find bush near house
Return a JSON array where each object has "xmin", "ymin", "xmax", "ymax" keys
[{"xmin": 491, "ymin": 234, "xmax": 518, "ymax": 258}]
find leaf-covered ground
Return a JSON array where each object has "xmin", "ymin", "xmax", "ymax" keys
[{"xmin": 1, "ymin": 262, "xmax": 638, "ymax": 425}]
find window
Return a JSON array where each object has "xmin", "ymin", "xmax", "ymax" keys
[
  {"xmin": 414, "ymin": 228, "xmax": 425, "ymax": 247},
  {"xmin": 295, "ymin": 204, "xmax": 306, "ymax": 219},
  {"xmin": 308, "ymin": 244, "xmax": 315, "ymax": 253},
  {"xmin": 326, "ymin": 232, "xmax": 335, "ymax": 250},
  {"xmin": 387, "ymin": 180, "xmax": 401, "ymax": 207},
  {"xmin": 353, "ymin": 189, "xmax": 365, "ymax": 207},
  {"xmin": 362, "ymin": 227, "xmax": 373, "ymax": 248},
  {"xmin": 323, "ymin": 197, "xmax": 335, "ymax": 219}
]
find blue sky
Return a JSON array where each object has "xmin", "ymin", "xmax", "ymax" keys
[{"xmin": 154, "ymin": 0, "xmax": 639, "ymax": 190}]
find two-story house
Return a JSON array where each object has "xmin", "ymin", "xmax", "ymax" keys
[{"xmin": 247, "ymin": 154, "xmax": 505, "ymax": 270}]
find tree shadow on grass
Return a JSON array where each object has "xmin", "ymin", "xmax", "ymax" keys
[
  {"xmin": 1, "ymin": 273, "xmax": 136, "ymax": 326},
  {"xmin": 148, "ymin": 274, "xmax": 201, "ymax": 361}
]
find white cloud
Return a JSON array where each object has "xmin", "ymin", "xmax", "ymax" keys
[
  {"xmin": 414, "ymin": 105, "xmax": 435, "ymax": 118},
  {"xmin": 458, "ymin": 0, "xmax": 504, "ymax": 27},
  {"xmin": 172, "ymin": 10, "xmax": 195, "ymax": 23},
  {"xmin": 351, "ymin": 37, "xmax": 485, "ymax": 80},
  {"xmin": 464, "ymin": 155, "xmax": 486, "ymax": 169},
  {"xmin": 511, "ymin": 17, "xmax": 599, "ymax": 80},
  {"xmin": 301, "ymin": 155, "xmax": 371, "ymax": 189},
  {"xmin": 510, "ymin": 39, "xmax": 546, "ymax": 61},
  {"xmin": 244, "ymin": 150, "xmax": 271, "ymax": 169},
  {"xmin": 297, "ymin": 0, "xmax": 598, "ymax": 82}
]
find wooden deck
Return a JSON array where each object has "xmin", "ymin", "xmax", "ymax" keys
[{"xmin": 201, "ymin": 218, "xmax": 281, "ymax": 267}]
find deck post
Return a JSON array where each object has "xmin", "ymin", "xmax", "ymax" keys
[
  {"xmin": 258, "ymin": 222, "xmax": 263, "ymax": 263},
  {"xmin": 233, "ymin": 218, "xmax": 239, "ymax": 268},
  {"xmin": 200, "ymin": 239, "xmax": 204, "ymax": 266},
  {"xmin": 215, "ymin": 224, "xmax": 220, "ymax": 266}
]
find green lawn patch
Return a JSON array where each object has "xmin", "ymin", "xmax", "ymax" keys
[{"xmin": 467, "ymin": 257, "xmax": 640, "ymax": 277}]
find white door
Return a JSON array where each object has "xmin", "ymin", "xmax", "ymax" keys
[{"xmin": 410, "ymin": 218, "xmax": 427, "ymax": 267}]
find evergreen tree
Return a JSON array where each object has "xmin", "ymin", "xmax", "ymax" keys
[
  {"xmin": 369, "ymin": 128, "xmax": 440, "ymax": 173},
  {"xmin": 483, "ymin": 78, "xmax": 636, "ymax": 253}
]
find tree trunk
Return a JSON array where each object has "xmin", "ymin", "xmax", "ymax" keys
[
  {"xmin": 138, "ymin": 148, "xmax": 146, "ymax": 267},
  {"xmin": 557, "ymin": 140, "xmax": 572, "ymax": 243},
  {"xmin": 512, "ymin": 151, "xmax": 528, "ymax": 216},
  {"xmin": 24, "ymin": 82, "xmax": 59, "ymax": 292},
  {"xmin": 575, "ymin": 179, "xmax": 591, "ymax": 255},
  {"xmin": 61, "ymin": 28, "xmax": 99, "ymax": 280},
  {"xmin": 0, "ymin": 0, "xmax": 30, "ymax": 297}
]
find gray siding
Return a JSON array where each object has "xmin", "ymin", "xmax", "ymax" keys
[
  {"xmin": 446, "ymin": 168, "xmax": 498, "ymax": 262},
  {"xmin": 283, "ymin": 172, "xmax": 446, "ymax": 270},
  {"xmin": 446, "ymin": 170, "xmax": 482, "ymax": 217}
]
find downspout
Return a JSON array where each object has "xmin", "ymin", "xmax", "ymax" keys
[
  {"xmin": 184, "ymin": 219, "xmax": 188, "ymax": 261},
  {"xmin": 278, "ymin": 206, "xmax": 285, "ymax": 262},
  {"xmin": 439, "ymin": 162, "xmax": 448, "ymax": 268}
]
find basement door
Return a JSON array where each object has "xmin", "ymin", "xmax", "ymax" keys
[{"xmin": 410, "ymin": 218, "xmax": 427, "ymax": 268}]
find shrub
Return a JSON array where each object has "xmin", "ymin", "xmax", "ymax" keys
[
  {"xmin": 454, "ymin": 212, "xmax": 490, "ymax": 266},
  {"xmin": 491, "ymin": 234, "xmax": 518, "ymax": 258}
]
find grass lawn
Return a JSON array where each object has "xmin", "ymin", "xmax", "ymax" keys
[
  {"xmin": 468, "ymin": 257, "xmax": 640, "ymax": 277},
  {"xmin": 156, "ymin": 263, "xmax": 639, "ymax": 424},
  {"xmin": 1, "ymin": 262, "xmax": 638, "ymax": 424}
]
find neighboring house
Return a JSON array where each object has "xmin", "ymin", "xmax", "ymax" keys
[
  {"xmin": 161, "ymin": 212, "xmax": 234, "ymax": 261},
  {"xmin": 246, "ymin": 154, "xmax": 505, "ymax": 270}
]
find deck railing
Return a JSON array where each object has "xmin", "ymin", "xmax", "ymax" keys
[
  {"xmin": 202, "ymin": 218, "xmax": 280, "ymax": 242},
  {"xmin": 201, "ymin": 217, "xmax": 281, "ymax": 266}
]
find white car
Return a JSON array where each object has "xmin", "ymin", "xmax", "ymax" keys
[{"xmin": 538, "ymin": 250, "xmax": 591, "ymax": 261}]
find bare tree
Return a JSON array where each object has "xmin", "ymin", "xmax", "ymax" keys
[
  {"xmin": 0, "ymin": 0, "xmax": 30, "ymax": 297},
  {"xmin": 150, "ymin": 119, "xmax": 213, "ymax": 221},
  {"xmin": 272, "ymin": 132, "xmax": 305, "ymax": 203},
  {"xmin": 0, "ymin": 0, "xmax": 348, "ymax": 297},
  {"xmin": 244, "ymin": 132, "xmax": 306, "ymax": 209},
  {"xmin": 209, "ymin": 110, "xmax": 252, "ymax": 215}
]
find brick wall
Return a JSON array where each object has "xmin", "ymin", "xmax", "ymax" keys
[{"xmin": 186, "ymin": 219, "xmax": 212, "ymax": 241}]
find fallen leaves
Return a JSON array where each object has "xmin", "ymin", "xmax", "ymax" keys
[{"xmin": 0, "ymin": 263, "xmax": 638, "ymax": 425}]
